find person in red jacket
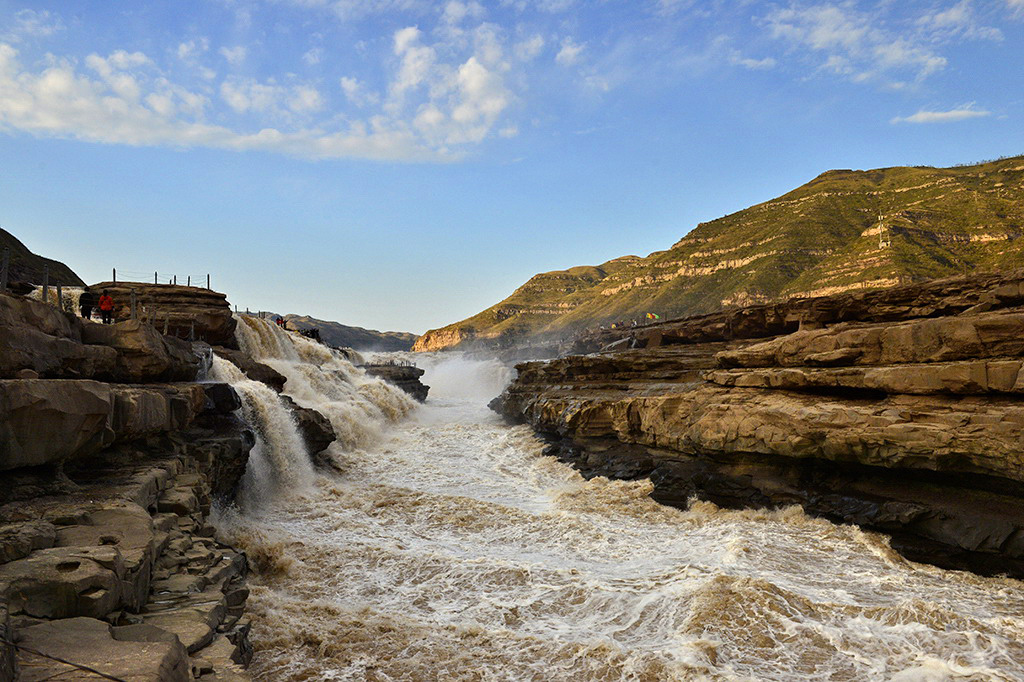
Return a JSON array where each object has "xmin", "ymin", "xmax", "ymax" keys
[{"xmin": 98, "ymin": 290, "xmax": 115, "ymax": 324}]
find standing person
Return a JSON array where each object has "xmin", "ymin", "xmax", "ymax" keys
[
  {"xmin": 98, "ymin": 290, "xmax": 115, "ymax": 324},
  {"xmin": 79, "ymin": 286, "xmax": 96, "ymax": 321}
]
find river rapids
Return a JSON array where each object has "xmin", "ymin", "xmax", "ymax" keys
[{"xmin": 210, "ymin": 316, "xmax": 1024, "ymax": 681}]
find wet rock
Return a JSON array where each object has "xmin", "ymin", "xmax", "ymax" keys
[
  {"xmin": 280, "ymin": 396, "xmax": 336, "ymax": 455},
  {"xmin": 203, "ymin": 383, "xmax": 242, "ymax": 415},
  {"xmin": 212, "ymin": 347, "xmax": 286, "ymax": 392},
  {"xmin": 361, "ymin": 364, "xmax": 430, "ymax": 401},
  {"xmin": 0, "ymin": 598, "xmax": 14, "ymax": 682},
  {"xmin": 16, "ymin": 617, "xmax": 190, "ymax": 681}
]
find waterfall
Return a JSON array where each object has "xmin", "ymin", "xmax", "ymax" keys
[
  {"xmin": 233, "ymin": 315, "xmax": 415, "ymax": 453},
  {"xmin": 210, "ymin": 355, "xmax": 315, "ymax": 508},
  {"xmin": 210, "ymin": 315, "xmax": 416, "ymax": 507}
]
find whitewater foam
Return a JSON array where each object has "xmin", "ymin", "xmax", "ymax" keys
[{"xmin": 213, "ymin": 342, "xmax": 1024, "ymax": 681}]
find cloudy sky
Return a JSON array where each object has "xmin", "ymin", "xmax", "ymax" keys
[{"xmin": 1, "ymin": 0, "xmax": 1021, "ymax": 333}]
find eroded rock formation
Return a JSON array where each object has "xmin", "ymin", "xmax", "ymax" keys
[
  {"xmin": 0, "ymin": 287, "xmax": 262, "ymax": 680},
  {"xmin": 90, "ymin": 282, "xmax": 238, "ymax": 348},
  {"xmin": 361, "ymin": 364, "xmax": 430, "ymax": 402},
  {"xmin": 493, "ymin": 272, "xmax": 1024, "ymax": 577}
]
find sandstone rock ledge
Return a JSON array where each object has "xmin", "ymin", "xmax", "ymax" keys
[
  {"xmin": 0, "ymin": 290, "xmax": 261, "ymax": 680},
  {"xmin": 493, "ymin": 273, "xmax": 1024, "ymax": 578},
  {"xmin": 361, "ymin": 364, "xmax": 430, "ymax": 402}
]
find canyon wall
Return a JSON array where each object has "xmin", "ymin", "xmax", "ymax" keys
[{"xmin": 492, "ymin": 271, "xmax": 1024, "ymax": 578}]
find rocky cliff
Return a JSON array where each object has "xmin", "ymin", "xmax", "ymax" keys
[
  {"xmin": 419, "ymin": 155, "xmax": 1024, "ymax": 353},
  {"xmin": 492, "ymin": 271, "xmax": 1024, "ymax": 578},
  {"xmin": 0, "ymin": 273, "xmax": 355, "ymax": 680},
  {"xmin": 283, "ymin": 314, "xmax": 417, "ymax": 351}
]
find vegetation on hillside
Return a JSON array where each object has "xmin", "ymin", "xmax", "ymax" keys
[{"xmin": 414, "ymin": 156, "xmax": 1024, "ymax": 351}]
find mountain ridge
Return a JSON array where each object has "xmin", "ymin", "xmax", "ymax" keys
[
  {"xmin": 413, "ymin": 155, "xmax": 1024, "ymax": 352},
  {"xmin": 283, "ymin": 313, "xmax": 418, "ymax": 351}
]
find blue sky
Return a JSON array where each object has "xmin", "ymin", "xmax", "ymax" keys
[{"xmin": 0, "ymin": 0, "xmax": 1021, "ymax": 334}]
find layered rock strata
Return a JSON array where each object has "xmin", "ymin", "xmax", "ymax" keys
[
  {"xmin": 361, "ymin": 364, "xmax": 430, "ymax": 402},
  {"xmin": 89, "ymin": 282, "xmax": 238, "ymax": 348},
  {"xmin": 1, "ymin": 383, "xmax": 254, "ymax": 680},
  {"xmin": 0, "ymin": 287, "xmax": 275, "ymax": 680},
  {"xmin": 493, "ymin": 274, "xmax": 1024, "ymax": 578}
]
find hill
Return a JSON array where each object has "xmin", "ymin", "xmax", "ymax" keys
[
  {"xmin": 414, "ymin": 156, "xmax": 1024, "ymax": 352},
  {"xmin": 1, "ymin": 228, "xmax": 85, "ymax": 287},
  {"xmin": 283, "ymin": 314, "xmax": 418, "ymax": 351}
]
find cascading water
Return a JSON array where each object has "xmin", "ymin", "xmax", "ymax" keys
[
  {"xmin": 234, "ymin": 316, "xmax": 414, "ymax": 455},
  {"xmin": 213, "ymin": 339, "xmax": 1024, "ymax": 681},
  {"xmin": 210, "ymin": 355, "xmax": 316, "ymax": 507}
]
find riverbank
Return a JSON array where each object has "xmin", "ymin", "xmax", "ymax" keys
[{"xmin": 492, "ymin": 270, "xmax": 1024, "ymax": 577}]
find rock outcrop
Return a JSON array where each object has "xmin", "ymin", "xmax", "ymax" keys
[
  {"xmin": 0, "ymin": 284, "xmax": 257, "ymax": 680},
  {"xmin": 89, "ymin": 282, "xmax": 238, "ymax": 348},
  {"xmin": 361, "ymin": 364, "xmax": 430, "ymax": 402},
  {"xmin": 493, "ymin": 271, "xmax": 1024, "ymax": 578}
]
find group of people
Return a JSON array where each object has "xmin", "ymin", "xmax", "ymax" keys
[{"xmin": 78, "ymin": 286, "xmax": 115, "ymax": 324}]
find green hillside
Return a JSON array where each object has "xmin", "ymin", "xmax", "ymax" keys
[{"xmin": 414, "ymin": 156, "xmax": 1024, "ymax": 351}]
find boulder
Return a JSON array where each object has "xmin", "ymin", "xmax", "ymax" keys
[
  {"xmin": 0, "ymin": 520, "xmax": 56, "ymax": 563},
  {"xmin": 361, "ymin": 364, "xmax": 430, "ymax": 402},
  {"xmin": 89, "ymin": 282, "xmax": 237, "ymax": 348},
  {"xmin": 203, "ymin": 383, "xmax": 242, "ymax": 415},
  {"xmin": 15, "ymin": 617, "xmax": 190, "ymax": 681},
  {"xmin": 54, "ymin": 503, "xmax": 157, "ymax": 611},
  {"xmin": 82, "ymin": 319, "xmax": 200, "ymax": 383},
  {"xmin": 280, "ymin": 396, "xmax": 336, "ymax": 455}
]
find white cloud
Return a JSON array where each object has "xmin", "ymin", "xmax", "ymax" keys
[
  {"xmin": 729, "ymin": 52, "xmax": 776, "ymax": 70},
  {"xmin": 514, "ymin": 35, "xmax": 544, "ymax": 61},
  {"xmin": 340, "ymin": 76, "xmax": 380, "ymax": 106},
  {"xmin": 764, "ymin": 4, "xmax": 947, "ymax": 83},
  {"xmin": 177, "ymin": 38, "xmax": 209, "ymax": 62},
  {"xmin": 1007, "ymin": 0, "xmax": 1024, "ymax": 17},
  {"xmin": 0, "ymin": 29, "xmax": 518, "ymax": 163},
  {"xmin": 303, "ymin": 47, "xmax": 324, "ymax": 65},
  {"xmin": 220, "ymin": 46, "xmax": 248, "ymax": 66},
  {"xmin": 555, "ymin": 38, "xmax": 584, "ymax": 66},
  {"xmin": 442, "ymin": 1, "xmax": 485, "ymax": 24},
  {"xmin": 5, "ymin": 9, "xmax": 64, "ymax": 41},
  {"xmin": 918, "ymin": 0, "xmax": 1002, "ymax": 41},
  {"xmin": 891, "ymin": 104, "xmax": 991, "ymax": 124},
  {"xmin": 220, "ymin": 78, "xmax": 323, "ymax": 115}
]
